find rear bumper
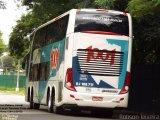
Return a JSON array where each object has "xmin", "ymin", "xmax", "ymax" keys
[{"xmin": 62, "ymin": 89, "xmax": 129, "ymax": 108}]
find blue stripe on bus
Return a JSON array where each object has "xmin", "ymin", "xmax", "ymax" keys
[
  {"xmin": 72, "ymin": 56, "xmax": 115, "ymax": 88},
  {"xmin": 106, "ymin": 39, "xmax": 128, "ymax": 89},
  {"xmin": 37, "ymin": 39, "xmax": 65, "ymax": 103}
]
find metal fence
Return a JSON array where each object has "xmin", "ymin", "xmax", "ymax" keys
[{"xmin": 0, "ymin": 75, "xmax": 25, "ymax": 88}]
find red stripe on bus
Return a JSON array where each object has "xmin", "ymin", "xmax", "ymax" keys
[{"xmin": 81, "ymin": 31, "xmax": 123, "ymax": 36}]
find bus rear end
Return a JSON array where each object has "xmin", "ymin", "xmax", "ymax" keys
[{"xmin": 64, "ymin": 9, "xmax": 132, "ymax": 109}]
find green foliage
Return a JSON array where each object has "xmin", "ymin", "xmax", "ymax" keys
[
  {"xmin": 9, "ymin": 14, "xmax": 31, "ymax": 59},
  {"xmin": 9, "ymin": 0, "xmax": 74, "ymax": 59},
  {"xmin": 132, "ymin": 13, "xmax": 160, "ymax": 64},
  {"xmin": 113, "ymin": 0, "xmax": 130, "ymax": 11},
  {"xmin": 0, "ymin": 55, "xmax": 14, "ymax": 68},
  {"xmin": 9, "ymin": 0, "xmax": 160, "ymax": 64},
  {"xmin": 23, "ymin": 0, "xmax": 74, "ymax": 23},
  {"xmin": 94, "ymin": 0, "xmax": 114, "ymax": 9},
  {"xmin": 75, "ymin": 0, "xmax": 95, "ymax": 8},
  {"xmin": 0, "ymin": 31, "xmax": 7, "ymax": 55},
  {"xmin": 0, "ymin": 87, "xmax": 25, "ymax": 95},
  {"xmin": 127, "ymin": 0, "xmax": 160, "ymax": 64},
  {"xmin": 126, "ymin": 0, "xmax": 160, "ymax": 17}
]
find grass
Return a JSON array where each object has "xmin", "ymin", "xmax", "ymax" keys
[{"xmin": 0, "ymin": 87, "xmax": 25, "ymax": 96}]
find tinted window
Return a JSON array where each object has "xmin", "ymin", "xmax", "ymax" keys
[
  {"xmin": 33, "ymin": 26, "xmax": 47, "ymax": 49},
  {"xmin": 30, "ymin": 62, "xmax": 49, "ymax": 81},
  {"xmin": 75, "ymin": 11, "xmax": 129, "ymax": 36},
  {"xmin": 33, "ymin": 15, "xmax": 69, "ymax": 49},
  {"xmin": 46, "ymin": 15, "xmax": 69, "ymax": 44}
]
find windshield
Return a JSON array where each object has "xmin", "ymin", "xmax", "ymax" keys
[{"xmin": 75, "ymin": 11, "xmax": 129, "ymax": 36}]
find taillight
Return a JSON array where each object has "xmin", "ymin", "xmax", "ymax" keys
[
  {"xmin": 64, "ymin": 68, "xmax": 76, "ymax": 92},
  {"xmin": 119, "ymin": 71, "xmax": 131, "ymax": 94},
  {"xmin": 123, "ymin": 13, "xmax": 128, "ymax": 16},
  {"xmin": 96, "ymin": 9, "xmax": 108, "ymax": 12},
  {"xmin": 82, "ymin": 31, "xmax": 123, "ymax": 36}
]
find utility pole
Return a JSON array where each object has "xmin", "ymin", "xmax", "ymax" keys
[{"xmin": 16, "ymin": 59, "xmax": 20, "ymax": 92}]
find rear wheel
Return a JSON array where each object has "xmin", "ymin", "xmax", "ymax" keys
[
  {"xmin": 30, "ymin": 90, "xmax": 34, "ymax": 109},
  {"xmin": 48, "ymin": 93, "xmax": 53, "ymax": 113},
  {"xmin": 34, "ymin": 103, "xmax": 40, "ymax": 109},
  {"xmin": 53, "ymin": 104, "xmax": 63, "ymax": 114},
  {"xmin": 52, "ymin": 93, "xmax": 63, "ymax": 114},
  {"xmin": 47, "ymin": 89, "xmax": 63, "ymax": 114},
  {"xmin": 30, "ymin": 90, "xmax": 40, "ymax": 109}
]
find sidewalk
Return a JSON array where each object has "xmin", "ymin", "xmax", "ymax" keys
[{"xmin": 0, "ymin": 93, "xmax": 29, "ymax": 105}]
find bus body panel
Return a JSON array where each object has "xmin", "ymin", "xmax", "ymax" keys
[
  {"xmin": 62, "ymin": 88, "xmax": 129, "ymax": 108},
  {"xmin": 25, "ymin": 9, "xmax": 132, "ymax": 110},
  {"xmin": 27, "ymin": 39, "xmax": 65, "ymax": 104},
  {"xmin": 72, "ymin": 33, "xmax": 129, "ymax": 91},
  {"xmin": 61, "ymin": 33, "xmax": 130, "ymax": 108}
]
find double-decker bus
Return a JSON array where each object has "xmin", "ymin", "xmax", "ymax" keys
[{"xmin": 24, "ymin": 9, "xmax": 133, "ymax": 114}]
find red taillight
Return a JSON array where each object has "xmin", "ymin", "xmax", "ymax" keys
[
  {"xmin": 64, "ymin": 68, "xmax": 76, "ymax": 92},
  {"xmin": 82, "ymin": 31, "xmax": 123, "ymax": 36},
  {"xmin": 123, "ymin": 13, "xmax": 128, "ymax": 16},
  {"xmin": 119, "ymin": 71, "xmax": 131, "ymax": 94},
  {"xmin": 76, "ymin": 9, "xmax": 81, "ymax": 13},
  {"xmin": 96, "ymin": 9, "xmax": 108, "ymax": 12}
]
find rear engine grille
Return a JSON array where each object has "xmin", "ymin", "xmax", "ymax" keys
[{"xmin": 76, "ymin": 49, "xmax": 124, "ymax": 76}]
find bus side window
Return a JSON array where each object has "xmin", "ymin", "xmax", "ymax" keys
[
  {"xmin": 33, "ymin": 27, "xmax": 47, "ymax": 49},
  {"xmin": 45, "ymin": 62, "xmax": 49, "ymax": 80},
  {"xmin": 39, "ymin": 62, "xmax": 49, "ymax": 81},
  {"xmin": 46, "ymin": 15, "xmax": 69, "ymax": 45}
]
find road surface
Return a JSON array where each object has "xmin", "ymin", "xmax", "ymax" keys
[{"xmin": 0, "ymin": 93, "xmax": 118, "ymax": 120}]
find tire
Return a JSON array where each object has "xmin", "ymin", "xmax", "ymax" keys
[
  {"xmin": 34, "ymin": 103, "xmax": 40, "ymax": 109},
  {"xmin": 30, "ymin": 91, "xmax": 34, "ymax": 109},
  {"xmin": 30, "ymin": 90, "xmax": 40, "ymax": 109},
  {"xmin": 48, "ymin": 93, "xmax": 53, "ymax": 113},
  {"xmin": 47, "ymin": 89, "xmax": 63, "ymax": 114},
  {"xmin": 52, "ymin": 94, "xmax": 63, "ymax": 114},
  {"xmin": 53, "ymin": 104, "xmax": 63, "ymax": 114}
]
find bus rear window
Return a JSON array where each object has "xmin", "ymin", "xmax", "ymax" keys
[{"xmin": 75, "ymin": 11, "xmax": 129, "ymax": 36}]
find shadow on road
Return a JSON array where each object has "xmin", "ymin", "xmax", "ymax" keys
[{"xmin": 38, "ymin": 106, "xmax": 115, "ymax": 119}]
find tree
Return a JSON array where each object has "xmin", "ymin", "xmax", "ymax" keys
[
  {"xmin": 0, "ymin": 55, "xmax": 14, "ymax": 68},
  {"xmin": 9, "ymin": 0, "xmax": 74, "ymax": 59},
  {"xmin": 0, "ymin": 31, "xmax": 6, "ymax": 55},
  {"xmin": 126, "ymin": 0, "xmax": 160, "ymax": 17},
  {"xmin": 9, "ymin": 14, "xmax": 32, "ymax": 59},
  {"xmin": 9, "ymin": 0, "xmax": 128, "ymax": 59},
  {"xmin": 126, "ymin": 0, "xmax": 160, "ymax": 64},
  {"xmin": 10, "ymin": 0, "xmax": 160, "ymax": 64}
]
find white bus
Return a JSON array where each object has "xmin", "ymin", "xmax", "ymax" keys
[{"xmin": 24, "ymin": 9, "xmax": 133, "ymax": 114}]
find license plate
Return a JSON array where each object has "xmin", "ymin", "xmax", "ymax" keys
[{"xmin": 92, "ymin": 96, "xmax": 103, "ymax": 101}]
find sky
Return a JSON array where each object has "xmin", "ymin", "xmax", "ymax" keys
[{"xmin": 0, "ymin": 0, "xmax": 27, "ymax": 45}]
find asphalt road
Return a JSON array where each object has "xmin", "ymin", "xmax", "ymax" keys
[
  {"xmin": 0, "ymin": 93, "xmax": 117, "ymax": 120},
  {"xmin": 17, "ymin": 107, "xmax": 116, "ymax": 120}
]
